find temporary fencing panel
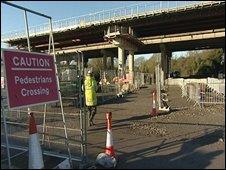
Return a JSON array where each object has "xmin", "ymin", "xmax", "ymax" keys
[
  {"xmin": 180, "ymin": 81, "xmax": 225, "ymax": 108},
  {"xmin": 1, "ymin": 104, "xmax": 83, "ymax": 161},
  {"xmin": 199, "ymin": 83, "xmax": 225, "ymax": 107},
  {"xmin": 1, "ymin": 53, "xmax": 87, "ymax": 168},
  {"xmin": 134, "ymin": 72, "xmax": 145, "ymax": 89},
  {"xmin": 99, "ymin": 70, "xmax": 118, "ymax": 102},
  {"xmin": 58, "ymin": 63, "xmax": 80, "ymax": 107}
]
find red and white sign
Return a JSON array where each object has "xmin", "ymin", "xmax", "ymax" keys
[{"xmin": 2, "ymin": 49, "xmax": 59, "ymax": 109}]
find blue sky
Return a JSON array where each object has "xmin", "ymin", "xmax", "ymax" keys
[
  {"xmin": 1, "ymin": 1, "xmax": 187, "ymax": 58},
  {"xmin": 1, "ymin": 1, "xmax": 142, "ymax": 33}
]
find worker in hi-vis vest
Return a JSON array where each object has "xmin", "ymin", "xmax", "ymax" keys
[{"xmin": 84, "ymin": 70, "xmax": 98, "ymax": 126}]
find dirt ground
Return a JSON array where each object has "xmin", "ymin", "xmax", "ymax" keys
[
  {"xmin": 86, "ymin": 85, "xmax": 225, "ymax": 169},
  {"xmin": 1, "ymin": 85, "xmax": 225, "ymax": 169}
]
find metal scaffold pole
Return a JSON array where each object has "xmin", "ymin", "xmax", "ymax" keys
[
  {"xmin": 156, "ymin": 55, "xmax": 161, "ymax": 109},
  {"xmin": 1, "ymin": 99, "xmax": 11, "ymax": 169},
  {"xmin": 77, "ymin": 51, "xmax": 87, "ymax": 168},
  {"xmin": 2, "ymin": 2, "xmax": 75, "ymax": 168},
  {"xmin": 49, "ymin": 18, "xmax": 73, "ymax": 167}
]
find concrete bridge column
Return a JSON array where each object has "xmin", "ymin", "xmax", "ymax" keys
[
  {"xmin": 128, "ymin": 50, "xmax": 134, "ymax": 84},
  {"xmin": 101, "ymin": 49, "xmax": 115, "ymax": 70},
  {"xmin": 102, "ymin": 55, "xmax": 107, "ymax": 70},
  {"xmin": 160, "ymin": 44, "xmax": 171, "ymax": 84},
  {"xmin": 160, "ymin": 52, "xmax": 167, "ymax": 81},
  {"xmin": 110, "ymin": 57, "xmax": 114, "ymax": 69},
  {"xmin": 222, "ymin": 48, "xmax": 225, "ymax": 74},
  {"xmin": 167, "ymin": 52, "xmax": 172, "ymax": 78},
  {"xmin": 84, "ymin": 57, "xmax": 88, "ymax": 68},
  {"xmin": 118, "ymin": 46, "xmax": 125, "ymax": 79}
]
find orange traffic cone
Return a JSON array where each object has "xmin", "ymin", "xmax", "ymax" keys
[
  {"xmin": 28, "ymin": 112, "xmax": 44, "ymax": 169},
  {"xmin": 150, "ymin": 90, "xmax": 157, "ymax": 116},
  {"xmin": 105, "ymin": 112, "xmax": 115, "ymax": 157},
  {"xmin": 95, "ymin": 112, "xmax": 117, "ymax": 168}
]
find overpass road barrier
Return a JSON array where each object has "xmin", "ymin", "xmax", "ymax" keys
[{"xmin": 2, "ymin": 1, "xmax": 219, "ymax": 41}]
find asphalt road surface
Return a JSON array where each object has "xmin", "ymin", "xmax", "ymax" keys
[{"xmin": 1, "ymin": 85, "xmax": 225, "ymax": 169}]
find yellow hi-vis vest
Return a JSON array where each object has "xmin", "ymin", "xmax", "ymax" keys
[{"xmin": 84, "ymin": 75, "xmax": 97, "ymax": 106}]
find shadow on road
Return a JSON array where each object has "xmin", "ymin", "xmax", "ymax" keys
[
  {"xmin": 150, "ymin": 107, "xmax": 189, "ymax": 117},
  {"xmin": 116, "ymin": 128, "xmax": 224, "ymax": 169},
  {"xmin": 158, "ymin": 121, "xmax": 225, "ymax": 128},
  {"xmin": 99, "ymin": 97, "xmax": 134, "ymax": 105}
]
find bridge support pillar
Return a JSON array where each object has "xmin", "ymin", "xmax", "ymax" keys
[
  {"xmin": 110, "ymin": 57, "xmax": 114, "ymax": 69},
  {"xmin": 101, "ymin": 49, "xmax": 115, "ymax": 70},
  {"xmin": 167, "ymin": 52, "xmax": 172, "ymax": 78},
  {"xmin": 222, "ymin": 48, "xmax": 225, "ymax": 75},
  {"xmin": 160, "ymin": 44, "xmax": 171, "ymax": 86},
  {"xmin": 104, "ymin": 34, "xmax": 139, "ymax": 84},
  {"xmin": 128, "ymin": 50, "xmax": 134, "ymax": 84},
  {"xmin": 118, "ymin": 46, "xmax": 126, "ymax": 79},
  {"xmin": 103, "ymin": 55, "xmax": 107, "ymax": 70}
]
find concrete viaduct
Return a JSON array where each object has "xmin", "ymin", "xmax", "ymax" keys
[{"xmin": 2, "ymin": 1, "xmax": 225, "ymax": 84}]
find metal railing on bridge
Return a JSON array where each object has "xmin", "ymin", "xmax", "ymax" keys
[{"xmin": 2, "ymin": 1, "xmax": 219, "ymax": 41}]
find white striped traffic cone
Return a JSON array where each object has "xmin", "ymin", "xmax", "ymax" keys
[
  {"xmin": 95, "ymin": 112, "xmax": 117, "ymax": 168},
  {"xmin": 28, "ymin": 112, "xmax": 44, "ymax": 169},
  {"xmin": 105, "ymin": 112, "xmax": 115, "ymax": 157},
  {"xmin": 150, "ymin": 90, "xmax": 157, "ymax": 116}
]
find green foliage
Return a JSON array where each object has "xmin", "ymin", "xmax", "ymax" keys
[
  {"xmin": 135, "ymin": 54, "xmax": 159, "ymax": 73},
  {"xmin": 136, "ymin": 49, "xmax": 223, "ymax": 78},
  {"xmin": 173, "ymin": 49, "xmax": 224, "ymax": 77},
  {"xmin": 88, "ymin": 58, "xmax": 103, "ymax": 81}
]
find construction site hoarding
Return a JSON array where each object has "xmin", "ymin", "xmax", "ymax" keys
[{"xmin": 2, "ymin": 49, "xmax": 59, "ymax": 109}]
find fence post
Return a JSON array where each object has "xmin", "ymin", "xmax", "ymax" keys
[{"xmin": 2, "ymin": 103, "xmax": 11, "ymax": 169}]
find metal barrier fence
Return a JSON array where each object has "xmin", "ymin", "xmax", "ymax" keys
[
  {"xmin": 1, "ymin": 98, "xmax": 84, "ymax": 166},
  {"xmin": 2, "ymin": 1, "xmax": 218, "ymax": 41},
  {"xmin": 1, "ymin": 52, "xmax": 87, "ymax": 168},
  {"xmin": 98, "ymin": 70, "xmax": 151, "ymax": 98},
  {"xmin": 134, "ymin": 72, "xmax": 145, "ymax": 90},
  {"xmin": 184, "ymin": 83, "xmax": 200, "ymax": 106},
  {"xmin": 199, "ymin": 83, "xmax": 225, "ymax": 107},
  {"xmin": 181, "ymin": 82, "xmax": 225, "ymax": 108},
  {"xmin": 58, "ymin": 65, "xmax": 79, "ymax": 107},
  {"xmin": 99, "ymin": 70, "xmax": 118, "ymax": 102},
  {"xmin": 57, "ymin": 66, "xmax": 152, "ymax": 104}
]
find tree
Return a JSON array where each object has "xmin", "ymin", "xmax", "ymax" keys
[
  {"xmin": 171, "ymin": 49, "xmax": 223, "ymax": 78},
  {"xmin": 88, "ymin": 58, "xmax": 104, "ymax": 81}
]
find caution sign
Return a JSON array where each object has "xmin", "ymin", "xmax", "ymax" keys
[{"xmin": 2, "ymin": 49, "xmax": 59, "ymax": 109}]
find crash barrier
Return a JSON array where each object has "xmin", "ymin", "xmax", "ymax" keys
[
  {"xmin": 180, "ymin": 81, "xmax": 225, "ymax": 108},
  {"xmin": 3, "ymin": 1, "xmax": 217, "ymax": 41},
  {"xmin": 1, "ymin": 103, "xmax": 85, "ymax": 168}
]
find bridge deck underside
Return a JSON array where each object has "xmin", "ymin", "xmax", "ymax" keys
[{"xmin": 4, "ymin": 2, "xmax": 225, "ymax": 55}]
